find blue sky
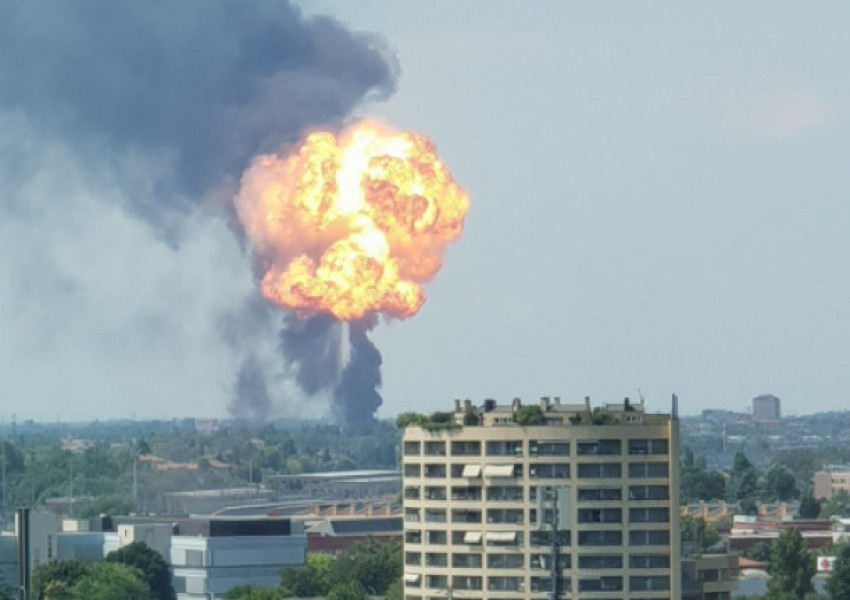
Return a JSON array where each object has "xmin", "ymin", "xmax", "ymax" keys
[{"xmin": 1, "ymin": 1, "xmax": 848, "ymax": 420}]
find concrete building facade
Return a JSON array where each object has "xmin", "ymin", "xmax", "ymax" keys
[{"xmin": 401, "ymin": 396, "xmax": 680, "ymax": 600}]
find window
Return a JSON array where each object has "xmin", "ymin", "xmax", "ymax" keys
[
  {"xmin": 405, "ymin": 508, "xmax": 420, "ymax": 523},
  {"xmin": 578, "ymin": 531, "xmax": 622, "ymax": 546},
  {"xmin": 487, "ymin": 508, "xmax": 524, "ymax": 524},
  {"xmin": 487, "ymin": 576, "xmax": 523, "ymax": 592},
  {"xmin": 530, "ymin": 530, "xmax": 570, "ymax": 546},
  {"xmin": 451, "ymin": 441, "xmax": 481, "ymax": 456},
  {"xmin": 578, "ymin": 555, "xmax": 623, "ymax": 569},
  {"xmin": 451, "ymin": 486, "xmax": 482, "ymax": 501},
  {"xmin": 452, "ymin": 553, "xmax": 482, "ymax": 568},
  {"xmin": 629, "ymin": 554, "xmax": 670, "ymax": 569},
  {"xmin": 404, "ymin": 464, "xmax": 421, "ymax": 477},
  {"xmin": 628, "ymin": 462, "xmax": 669, "ymax": 478},
  {"xmin": 630, "ymin": 576, "xmax": 670, "ymax": 591},
  {"xmin": 530, "ymin": 463, "xmax": 570, "ymax": 478},
  {"xmin": 424, "ymin": 441, "xmax": 446, "ymax": 456},
  {"xmin": 629, "ymin": 530, "xmax": 670, "ymax": 546},
  {"xmin": 452, "ymin": 576, "xmax": 482, "ymax": 591},
  {"xmin": 530, "ymin": 553, "xmax": 571, "ymax": 570},
  {"xmin": 425, "ymin": 486, "xmax": 446, "ymax": 500},
  {"xmin": 528, "ymin": 507, "xmax": 555, "ymax": 525},
  {"xmin": 628, "ymin": 485, "xmax": 669, "ymax": 500},
  {"xmin": 629, "ymin": 508, "xmax": 669, "ymax": 523},
  {"xmin": 578, "ymin": 463, "xmax": 621, "ymax": 478},
  {"xmin": 578, "ymin": 577, "xmax": 623, "ymax": 592},
  {"xmin": 403, "ymin": 441, "xmax": 421, "ymax": 456},
  {"xmin": 424, "ymin": 509, "xmax": 446, "ymax": 523},
  {"xmin": 577, "ymin": 508, "xmax": 622, "ymax": 523},
  {"xmin": 628, "ymin": 439, "xmax": 668, "ymax": 455},
  {"xmin": 404, "ymin": 486, "xmax": 420, "ymax": 500},
  {"xmin": 426, "ymin": 575, "xmax": 447, "ymax": 590},
  {"xmin": 185, "ymin": 549, "xmax": 204, "ymax": 567},
  {"xmin": 405, "ymin": 552, "xmax": 421, "ymax": 565},
  {"xmin": 577, "ymin": 440, "xmax": 621, "ymax": 455},
  {"xmin": 530, "ymin": 441, "xmax": 570, "ymax": 456},
  {"xmin": 424, "ymin": 464, "xmax": 446, "ymax": 478},
  {"xmin": 452, "ymin": 509, "xmax": 482, "ymax": 523},
  {"xmin": 425, "ymin": 552, "xmax": 447, "ymax": 567},
  {"xmin": 486, "ymin": 440, "xmax": 523, "ymax": 456},
  {"xmin": 530, "ymin": 577, "xmax": 553, "ymax": 593},
  {"xmin": 425, "ymin": 530, "xmax": 446, "ymax": 544},
  {"xmin": 578, "ymin": 487, "xmax": 622, "ymax": 501},
  {"xmin": 488, "ymin": 554, "xmax": 524, "ymax": 569},
  {"xmin": 405, "ymin": 530, "xmax": 422, "ymax": 544},
  {"xmin": 487, "ymin": 485, "xmax": 523, "ymax": 501}
]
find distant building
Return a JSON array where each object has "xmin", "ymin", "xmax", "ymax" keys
[
  {"xmin": 13, "ymin": 511, "xmax": 306, "ymax": 600},
  {"xmin": 812, "ymin": 464, "xmax": 850, "ymax": 500},
  {"xmin": 752, "ymin": 394, "xmax": 781, "ymax": 421},
  {"xmin": 305, "ymin": 515, "xmax": 402, "ymax": 554}
]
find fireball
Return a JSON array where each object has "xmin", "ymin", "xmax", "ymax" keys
[{"xmin": 235, "ymin": 121, "xmax": 469, "ymax": 321}]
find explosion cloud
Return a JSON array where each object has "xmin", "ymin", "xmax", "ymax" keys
[{"xmin": 236, "ymin": 121, "xmax": 469, "ymax": 425}]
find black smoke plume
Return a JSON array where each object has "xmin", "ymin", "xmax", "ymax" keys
[
  {"xmin": 0, "ymin": 1, "xmax": 400, "ymax": 422},
  {"xmin": 279, "ymin": 314, "xmax": 344, "ymax": 396},
  {"xmin": 230, "ymin": 355, "xmax": 271, "ymax": 423},
  {"xmin": 0, "ymin": 0, "xmax": 397, "ymax": 230},
  {"xmin": 332, "ymin": 317, "xmax": 383, "ymax": 430}
]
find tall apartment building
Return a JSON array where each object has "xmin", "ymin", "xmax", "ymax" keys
[{"xmin": 401, "ymin": 396, "xmax": 680, "ymax": 600}]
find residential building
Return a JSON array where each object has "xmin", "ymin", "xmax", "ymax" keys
[
  {"xmin": 812, "ymin": 465, "xmax": 850, "ymax": 500},
  {"xmin": 401, "ymin": 395, "xmax": 681, "ymax": 600}
]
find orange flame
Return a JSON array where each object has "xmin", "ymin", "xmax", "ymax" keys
[{"xmin": 235, "ymin": 121, "xmax": 469, "ymax": 321}]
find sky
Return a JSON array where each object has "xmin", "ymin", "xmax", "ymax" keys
[{"xmin": 1, "ymin": 1, "xmax": 849, "ymax": 422}]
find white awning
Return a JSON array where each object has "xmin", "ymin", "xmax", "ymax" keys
[
  {"xmin": 403, "ymin": 573, "xmax": 421, "ymax": 583},
  {"xmin": 463, "ymin": 531, "xmax": 483, "ymax": 544},
  {"xmin": 484, "ymin": 464, "xmax": 515, "ymax": 478},
  {"xmin": 485, "ymin": 531, "xmax": 517, "ymax": 543},
  {"xmin": 462, "ymin": 464, "xmax": 482, "ymax": 477}
]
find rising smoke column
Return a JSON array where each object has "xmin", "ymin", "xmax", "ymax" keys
[
  {"xmin": 0, "ymin": 1, "xmax": 402, "ymax": 419},
  {"xmin": 229, "ymin": 354, "xmax": 272, "ymax": 423},
  {"xmin": 236, "ymin": 121, "xmax": 469, "ymax": 425}
]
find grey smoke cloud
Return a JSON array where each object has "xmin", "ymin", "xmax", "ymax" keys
[
  {"xmin": 0, "ymin": 0, "xmax": 397, "ymax": 224},
  {"xmin": 0, "ymin": 0, "xmax": 400, "ymax": 421}
]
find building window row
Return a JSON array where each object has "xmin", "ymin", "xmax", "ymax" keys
[
  {"xmin": 406, "ymin": 551, "xmax": 669, "ymax": 571},
  {"xmin": 404, "ymin": 437, "xmax": 667, "ymax": 458}
]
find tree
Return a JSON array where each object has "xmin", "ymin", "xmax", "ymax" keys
[
  {"xmin": 31, "ymin": 560, "xmax": 91, "ymax": 600},
  {"xmin": 741, "ymin": 542, "xmax": 772, "ymax": 563},
  {"xmin": 826, "ymin": 541, "xmax": 850, "ymax": 600},
  {"xmin": 798, "ymin": 494, "xmax": 822, "ymax": 519},
  {"xmin": 727, "ymin": 452, "xmax": 759, "ymax": 503},
  {"xmin": 72, "ymin": 562, "xmax": 153, "ymax": 600},
  {"xmin": 680, "ymin": 448, "xmax": 726, "ymax": 503},
  {"xmin": 280, "ymin": 553, "xmax": 333, "ymax": 597},
  {"xmin": 224, "ymin": 585, "xmax": 290, "ymax": 600},
  {"xmin": 766, "ymin": 528, "xmax": 815, "ymax": 600},
  {"xmin": 514, "ymin": 405, "xmax": 544, "ymax": 426},
  {"xmin": 764, "ymin": 465, "xmax": 800, "ymax": 501},
  {"xmin": 395, "ymin": 413, "xmax": 425, "ymax": 428},
  {"xmin": 328, "ymin": 538, "xmax": 401, "ymax": 595},
  {"xmin": 106, "ymin": 541, "xmax": 175, "ymax": 600},
  {"xmin": 326, "ymin": 581, "xmax": 369, "ymax": 600},
  {"xmin": 383, "ymin": 579, "xmax": 403, "ymax": 600}
]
